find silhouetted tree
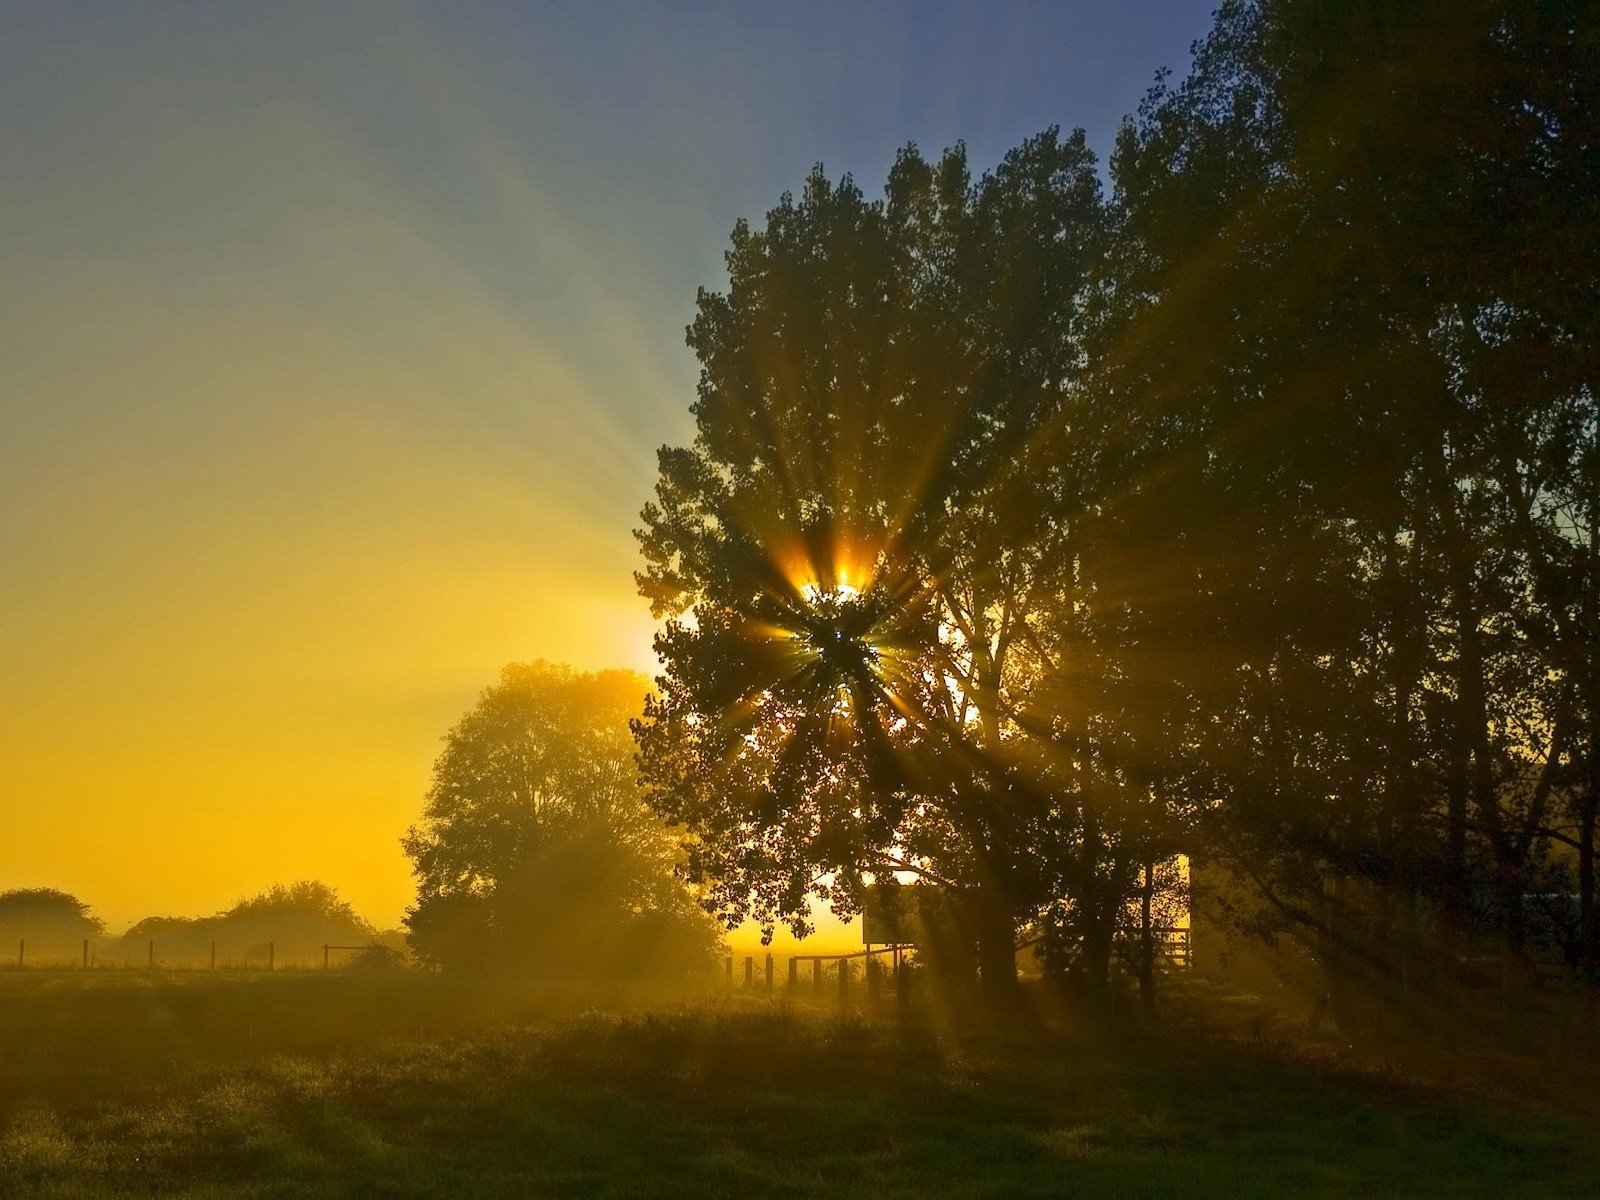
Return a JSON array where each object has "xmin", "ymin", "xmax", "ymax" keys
[
  {"xmin": 633, "ymin": 132, "xmax": 1197, "ymax": 1004},
  {"xmin": 1091, "ymin": 0, "xmax": 1600, "ymax": 1011},
  {"xmin": 0, "ymin": 888, "xmax": 103, "ymax": 960},
  {"xmin": 404, "ymin": 662, "xmax": 722, "ymax": 977},
  {"xmin": 638, "ymin": 0, "xmax": 1599, "ymax": 1018},
  {"xmin": 122, "ymin": 880, "xmax": 381, "ymax": 966}
]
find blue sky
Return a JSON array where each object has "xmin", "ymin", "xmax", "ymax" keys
[{"xmin": 0, "ymin": 1, "xmax": 1215, "ymax": 925}]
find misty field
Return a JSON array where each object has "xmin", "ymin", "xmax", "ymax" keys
[{"xmin": 0, "ymin": 971, "xmax": 1593, "ymax": 1198}]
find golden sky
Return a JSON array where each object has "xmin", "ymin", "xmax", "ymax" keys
[
  {"xmin": 1, "ymin": 6, "xmax": 679, "ymax": 929},
  {"xmin": 0, "ymin": 283, "xmax": 667, "ymax": 927},
  {"xmin": 0, "ymin": 2, "xmax": 1207, "ymax": 936}
]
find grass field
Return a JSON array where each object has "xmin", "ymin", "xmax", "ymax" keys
[{"xmin": 0, "ymin": 969, "xmax": 1595, "ymax": 1198}]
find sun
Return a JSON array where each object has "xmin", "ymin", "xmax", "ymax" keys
[{"xmin": 800, "ymin": 577, "xmax": 860, "ymax": 602}]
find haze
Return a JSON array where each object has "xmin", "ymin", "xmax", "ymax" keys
[{"xmin": 0, "ymin": 1, "xmax": 1211, "ymax": 930}]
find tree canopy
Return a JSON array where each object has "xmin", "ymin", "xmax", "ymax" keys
[
  {"xmin": 404, "ymin": 661, "xmax": 722, "ymax": 977},
  {"xmin": 635, "ymin": 129, "xmax": 1134, "ymax": 1000},
  {"xmin": 636, "ymin": 0, "xmax": 1600, "ymax": 1013},
  {"xmin": 0, "ymin": 888, "xmax": 103, "ymax": 957},
  {"xmin": 120, "ymin": 880, "xmax": 380, "ymax": 965}
]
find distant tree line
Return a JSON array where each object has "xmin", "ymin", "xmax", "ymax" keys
[
  {"xmin": 633, "ymin": 0, "xmax": 1600, "ymax": 1013},
  {"xmin": 122, "ymin": 880, "xmax": 396, "ymax": 966},
  {"xmin": 0, "ymin": 889, "xmax": 104, "ymax": 959},
  {"xmin": 0, "ymin": 881, "xmax": 398, "ymax": 967}
]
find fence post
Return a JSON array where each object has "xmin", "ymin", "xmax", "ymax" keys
[
  {"xmin": 147, "ymin": 940, "xmax": 154, "ymax": 970},
  {"xmin": 743, "ymin": 955, "xmax": 753, "ymax": 987},
  {"xmin": 323, "ymin": 944, "xmax": 330, "ymax": 971},
  {"xmin": 17, "ymin": 938, "xmax": 23, "ymax": 968},
  {"xmin": 725, "ymin": 954, "xmax": 733, "ymax": 984},
  {"xmin": 765, "ymin": 952, "xmax": 774, "ymax": 991},
  {"xmin": 268, "ymin": 942, "xmax": 274, "ymax": 972},
  {"xmin": 82, "ymin": 937, "xmax": 89, "ymax": 969},
  {"xmin": 788, "ymin": 957, "xmax": 798, "ymax": 988}
]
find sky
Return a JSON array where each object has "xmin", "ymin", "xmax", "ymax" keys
[{"xmin": 0, "ymin": 0, "xmax": 1214, "ymax": 936}]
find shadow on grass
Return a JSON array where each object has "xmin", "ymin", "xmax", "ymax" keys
[{"xmin": 0, "ymin": 973, "xmax": 1593, "ymax": 1197}]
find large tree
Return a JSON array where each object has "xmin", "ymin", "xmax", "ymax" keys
[
  {"xmin": 638, "ymin": 0, "xmax": 1600, "ymax": 1015},
  {"xmin": 1091, "ymin": 0, "xmax": 1600, "ymax": 1008},
  {"xmin": 632, "ymin": 132, "xmax": 1176, "ymax": 1002}
]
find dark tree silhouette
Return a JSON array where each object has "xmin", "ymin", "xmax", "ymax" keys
[
  {"xmin": 633, "ymin": 132, "xmax": 1197, "ymax": 1004},
  {"xmin": 1084, "ymin": 0, "xmax": 1600, "ymax": 1011},
  {"xmin": 637, "ymin": 0, "xmax": 1600, "ymax": 1017},
  {"xmin": 121, "ymin": 880, "xmax": 382, "ymax": 966},
  {"xmin": 0, "ymin": 888, "xmax": 103, "ymax": 960}
]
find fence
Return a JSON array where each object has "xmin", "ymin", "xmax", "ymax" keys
[
  {"xmin": 724, "ymin": 946, "xmax": 912, "ymax": 1005},
  {"xmin": 1, "ymin": 937, "xmax": 391, "ymax": 972},
  {"xmin": 1122, "ymin": 925, "xmax": 1192, "ymax": 970},
  {"xmin": 717, "ymin": 928, "xmax": 1194, "ymax": 1005}
]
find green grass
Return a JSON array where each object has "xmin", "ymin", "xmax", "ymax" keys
[{"xmin": 0, "ymin": 970, "xmax": 1593, "ymax": 1197}]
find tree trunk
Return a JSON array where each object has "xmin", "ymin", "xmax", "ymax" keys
[
  {"xmin": 1441, "ymin": 753, "xmax": 1469, "ymax": 968},
  {"xmin": 1579, "ymin": 792, "xmax": 1597, "ymax": 976},
  {"xmin": 1580, "ymin": 575, "xmax": 1600, "ymax": 979},
  {"xmin": 1081, "ymin": 899, "xmax": 1116, "ymax": 1008},
  {"xmin": 1317, "ymin": 875, "xmax": 1356, "ymax": 1035},
  {"xmin": 1077, "ymin": 799, "xmax": 1115, "ymax": 1006},
  {"xmin": 1138, "ymin": 860, "xmax": 1156, "ymax": 1013},
  {"xmin": 972, "ymin": 892, "xmax": 1021, "ymax": 1012}
]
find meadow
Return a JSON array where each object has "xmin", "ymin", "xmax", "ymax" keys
[{"xmin": 0, "ymin": 969, "xmax": 1595, "ymax": 1198}]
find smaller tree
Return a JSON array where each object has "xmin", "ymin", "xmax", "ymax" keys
[
  {"xmin": 0, "ymin": 888, "xmax": 103, "ymax": 960},
  {"xmin": 120, "ymin": 879, "xmax": 379, "ymax": 966},
  {"xmin": 403, "ymin": 661, "xmax": 723, "ymax": 978}
]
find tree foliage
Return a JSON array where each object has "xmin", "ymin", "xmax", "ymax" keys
[
  {"xmin": 1090, "ymin": 0, "xmax": 1600, "ymax": 1004},
  {"xmin": 637, "ymin": 0, "xmax": 1600, "ymax": 1012},
  {"xmin": 404, "ymin": 662, "xmax": 722, "ymax": 977},
  {"xmin": 0, "ymin": 888, "xmax": 103, "ymax": 957},
  {"xmin": 634, "ymin": 130, "xmax": 1189, "ymax": 1000},
  {"xmin": 120, "ymin": 880, "xmax": 380, "ymax": 965}
]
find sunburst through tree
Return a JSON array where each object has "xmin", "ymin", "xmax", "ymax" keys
[{"xmin": 633, "ymin": 131, "xmax": 1193, "ymax": 1005}]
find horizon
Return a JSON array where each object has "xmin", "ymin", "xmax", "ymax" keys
[
  {"xmin": 4, "ymin": 6, "xmax": 1595, "ymax": 1195},
  {"xmin": 0, "ymin": 1, "xmax": 1212, "ymax": 931}
]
